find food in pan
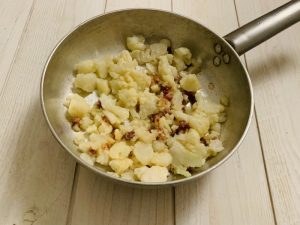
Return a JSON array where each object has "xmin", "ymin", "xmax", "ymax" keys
[{"xmin": 64, "ymin": 35, "xmax": 228, "ymax": 182}]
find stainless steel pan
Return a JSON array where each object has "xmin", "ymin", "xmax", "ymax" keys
[{"xmin": 41, "ymin": 0, "xmax": 300, "ymax": 187}]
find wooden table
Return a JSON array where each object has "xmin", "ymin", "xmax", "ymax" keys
[{"xmin": 0, "ymin": 0, "xmax": 299, "ymax": 224}]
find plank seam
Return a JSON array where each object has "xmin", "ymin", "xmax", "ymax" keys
[
  {"xmin": 65, "ymin": 163, "xmax": 80, "ymax": 225},
  {"xmin": 0, "ymin": 0, "xmax": 37, "ymax": 98},
  {"xmin": 232, "ymin": 1, "xmax": 278, "ymax": 224}
]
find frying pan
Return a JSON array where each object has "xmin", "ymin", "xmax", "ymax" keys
[{"xmin": 41, "ymin": 1, "xmax": 300, "ymax": 187}]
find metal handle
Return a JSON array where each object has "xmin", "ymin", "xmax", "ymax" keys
[{"xmin": 224, "ymin": 0, "xmax": 300, "ymax": 55}]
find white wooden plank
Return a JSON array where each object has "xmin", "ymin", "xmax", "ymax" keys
[
  {"xmin": 0, "ymin": 0, "xmax": 105, "ymax": 224},
  {"xmin": 105, "ymin": 0, "xmax": 171, "ymax": 10},
  {"xmin": 172, "ymin": 1, "xmax": 276, "ymax": 224},
  {"xmin": 234, "ymin": 0, "xmax": 300, "ymax": 224},
  {"xmin": 0, "ymin": 0, "xmax": 35, "ymax": 91},
  {"xmin": 69, "ymin": 166, "xmax": 174, "ymax": 225},
  {"xmin": 68, "ymin": 1, "xmax": 174, "ymax": 225}
]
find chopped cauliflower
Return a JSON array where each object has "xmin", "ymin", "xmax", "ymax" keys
[
  {"xmin": 133, "ymin": 141, "xmax": 154, "ymax": 165},
  {"xmin": 180, "ymin": 74, "xmax": 200, "ymax": 92},
  {"xmin": 127, "ymin": 35, "xmax": 146, "ymax": 51},
  {"xmin": 68, "ymin": 94, "xmax": 90, "ymax": 118},
  {"xmin": 66, "ymin": 35, "xmax": 229, "ymax": 182}
]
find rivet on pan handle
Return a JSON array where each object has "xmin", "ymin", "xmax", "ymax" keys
[{"xmin": 224, "ymin": 0, "xmax": 300, "ymax": 55}]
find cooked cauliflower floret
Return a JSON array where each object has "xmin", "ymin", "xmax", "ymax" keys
[
  {"xmin": 121, "ymin": 170, "xmax": 135, "ymax": 181},
  {"xmin": 209, "ymin": 139, "xmax": 224, "ymax": 153},
  {"xmin": 100, "ymin": 94, "xmax": 129, "ymax": 122},
  {"xmin": 118, "ymin": 88, "xmax": 138, "ymax": 108},
  {"xmin": 109, "ymin": 141, "xmax": 132, "ymax": 159},
  {"xmin": 75, "ymin": 59, "xmax": 96, "ymax": 74},
  {"xmin": 135, "ymin": 166, "xmax": 169, "ymax": 182},
  {"xmin": 96, "ymin": 78, "xmax": 110, "ymax": 95},
  {"xmin": 150, "ymin": 42, "xmax": 168, "ymax": 58},
  {"xmin": 133, "ymin": 141, "xmax": 154, "ymax": 165},
  {"xmin": 174, "ymin": 47, "xmax": 192, "ymax": 65},
  {"xmin": 151, "ymin": 152, "xmax": 172, "ymax": 167},
  {"xmin": 94, "ymin": 58, "xmax": 110, "ymax": 78},
  {"xmin": 74, "ymin": 73, "xmax": 97, "ymax": 92},
  {"xmin": 78, "ymin": 142, "xmax": 91, "ymax": 153},
  {"xmin": 152, "ymin": 141, "xmax": 168, "ymax": 152},
  {"xmin": 135, "ymin": 127, "xmax": 156, "ymax": 143},
  {"xmin": 139, "ymin": 90, "xmax": 158, "ymax": 119},
  {"xmin": 180, "ymin": 74, "xmax": 200, "ymax": 92},
  {"xmin": 109, "ymin": 158, "xmax": 133, "ymax": 174},
  {"xmin": 68, "ymin": 94, "xmax": 90, "ymax": 118},
  {"xmin": 74, "ymin": 132, "xmax": 85, "ymax": 145},
  {"xmin": 158, "ymin": 55, "xmax": 177, "ymax": 89},
  {"xmin": 129, "ymin": 70, "xmax": 151, "ymax": 91},
  {"xmin": 96, "ymin": 150, "xmax": 109, "ymax": 165},
  {"xmin": 127, "ymin": 35, "xmax": 146, "ymax": 51}
]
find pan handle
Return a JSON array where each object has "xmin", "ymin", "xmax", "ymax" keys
[{"xmin": 224, "ymin": 0, "xmax": 300, "ymax": 55}]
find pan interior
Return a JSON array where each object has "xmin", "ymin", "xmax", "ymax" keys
[{"xmin": 42, "ymin": 9, "xmax": 252, "ymax": 184}]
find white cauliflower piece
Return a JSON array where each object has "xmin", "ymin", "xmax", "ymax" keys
[
  {"xmin": 118, "ymin": 88, "xmax": 138, "ymax": 108},
  {"xmin": 209, "ymin": 139, "xmax": 224, "ymax": 153},
  {"xmin": 137, "ymin": 166, "xmax": 169, "ymax": 182},
  {"xmin": 89, "ymin": 133, "xmax": 113, "ymax": 151},
  {"xmin": 172, "ymin": 90, "xmax": 183, "ymax": 110},
  {"xmin": 78, "ymin": 142, "xmax": 90, "ymax": 153},
  {"xmin": 109, "ymin": 141, "xmax": 132, "ymax": 159},
  {"xmin": 168, "ymin": 138, "xmax": 206, "ymax": 177},
  {"xmin": 109, "ymin": 158, "xmax": 133, "ymax": 174},
  {"xmin": 134, "ymin": 166, "xmax": 149, "ymax": 180},
  {"xmin": 139, "ymin": 90, "xmax": 158, "ymax": 119},
  {"xmin": 109, "ymin": 79, "xmax": 128, "ymax": 94},
  {"xmin": 188, "ymin": 57, "xmax": 202, "ymax": 74},
  {"xmin": 121, "ymin": 170, "xmax": 135, "ymax": 181},
  {"xmin": 151, "ymin": 152, "xmax": 172, "ymax": 167},
  {"xmin": 129, "ymin": 70, "xmax": 151, "ymax": 91},
  {"xmin": 74, "ymin": 73, "xmax": 97, "ymax": 92},
  {"xmin": 68, "ymin": 94, "xmax": 90, "ymax": 118},
  {"xmin": 146, "ymin": 63, "xmax": 157, "ymax": 75},
  {"xmin": 102, "ymin": 110, "xmax": 121, "ymax": 125},
  {"xmin": 100, "ymin": 94, "xmax": 129, "ymax": 122},
  {"xmin": 86, "ymin": 124, "xmax": 98, "ymax": 133},
  {"xmin": 96, "ymin": 78, "xmax": 110, "ymax": 95},
  {"xmin": 131, "ymin": 49, "xmax": 153, "ymax": 65},
  {"xmin": 79, "ymin": 116, "xmax": 93, "ymax": 130},
  {"xmin": 107, "ymin": 172, "xmax": 120, "ymax": 178},
  {"xmin": 135, "ymin": 127, "xmax": 156, "ymax": 143},
  {"xmin": 133, "ymin": 141, "xmax": 154, "ymax": 165},
  {"xmin": 98, "ymin": 121, "xmax": 113, "ymax": 135},
  {"xmin": 74, "ymin": 132, "xmax": 85, "ymax": 145},
  {"xmin": 94, "ymin": 57, "xmax": 111, "ymax": 78},
  {"xmin": 173, "ymin": 56, "xmax": 186, "ymax": 72},
  {"xmin": 174, "ymin": 47, "xmax": 192, "ymax": 65},
  {"xmin": 158, "ymin": 55, "xmax": 177, "ymax": 89},
  {"xmin": 96, "ymin": 150, "xmax": 109, "ymax": 165},
  {"xmin": 152, "ymin": 141, "xmax": 167, "ymax": 152},
  {"xmin": 188, "ymin": 113, "xmax": 210, "ymax": 137},
  {"xmin": 127, "ymin": 35, "xmax": 146, "ymax": 51},
  {"xmin": 150, "ymin": 42, "xmax": 168, "ymax": 58},
  {"xmin": 75, "ymin": 59, "xmax": 96, "ymax": 74},
  {"xmin": 114, "ymin": 129, "xmax": 122, "ymax": 141},
  {"xmin": 180, "ymin": 74, "xmax": 200, "ymax": 92}
]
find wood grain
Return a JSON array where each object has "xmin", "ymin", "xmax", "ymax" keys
[
  {"xmin": 0, "ymin": 0, "xmax": 35, "ymax": 91},
  {"xmin": 235, "ymin": 0, "xmax": 300, "ymax": 224},
  {"xmin": 0, "ymin": 0, "xmax": 105, "ymax": 224},
  {"xmin": 172, "ymin": 1, "xmax": 276, "ymax": 224},
  {"xmin": 68, "ymin": 1, "xmax": 174, "ymax": 225}
]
